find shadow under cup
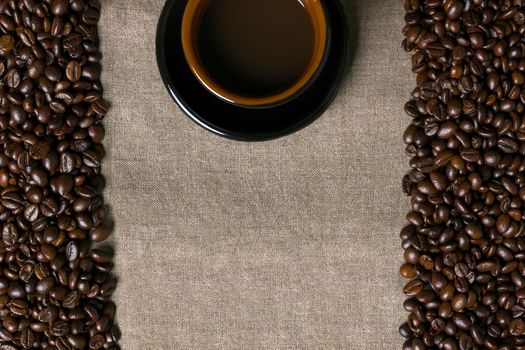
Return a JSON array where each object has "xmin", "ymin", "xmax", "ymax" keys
[{"xmin": 181, "ymin": 0, "xmax": 329, "ymax": 108}]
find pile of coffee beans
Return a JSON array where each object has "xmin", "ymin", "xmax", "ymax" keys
[
  {"xmin": 0, "ymin": 0, "xmax": 119, "ymax": 349},
  {"xmin": 400, "ymin": 0, "xmax": 525, "ymax": 349}
]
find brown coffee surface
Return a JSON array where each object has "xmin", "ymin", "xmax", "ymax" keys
[{"xmin": 197, "ymin": 0, "xmax": 315, "ymax": 97}]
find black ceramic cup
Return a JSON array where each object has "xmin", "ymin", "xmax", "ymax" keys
[{"xmin": 156, "ymin": 0, "xmax": 348, "ymax": 141}]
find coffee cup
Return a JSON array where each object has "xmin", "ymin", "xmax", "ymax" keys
[{"xmin": 180, "ymin": 0, "xmax": 329, "ymax": 108}]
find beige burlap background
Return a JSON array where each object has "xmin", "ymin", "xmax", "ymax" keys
[{"xmin": 99, "ymin": 0, "xmax": 413, "ymax": 348}]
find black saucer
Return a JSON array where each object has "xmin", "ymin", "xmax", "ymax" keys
[{"xmin": 156, "ymin": 0, "xmax": 349, "ymax": 142}]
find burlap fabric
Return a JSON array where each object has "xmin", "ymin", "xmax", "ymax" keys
[{"xmin": 100, "ymin": 0, "xmax": 412, "ymax": 348}]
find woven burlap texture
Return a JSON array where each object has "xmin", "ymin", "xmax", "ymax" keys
[{"xmin": 100, "ymin": 0, "xmax": 412, "ymax": 348}]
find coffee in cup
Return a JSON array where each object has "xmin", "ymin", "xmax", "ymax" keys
[{"xmin": 181, "ymin": 0, "xmax": 328, "ymax": 108}]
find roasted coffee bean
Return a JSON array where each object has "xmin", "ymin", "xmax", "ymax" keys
[
  {"xmin": 5, "ymin": 68, "xmax": 20, "ymax": 89},
  {"xmin": 90, "ymin": 224, "xmax": 110, "ymax": 242},
  {"xmin": 24, "ymin": 203, "xmax": 39, "ymax": 222},
  {"xmin": 498, "ymin": 137, "xmax": 519, "ymax": 154},
  {"xmin": 90, "ymin": 248, "xmax": 111, "ymax": 264},
  {"xmin": 0, "ymin": 15, "xmax": 15, "ymax": 32},
  {"xmin": 20, "ymin": 328, "xmax": 34, "ymax": 349},
  {"xmin": 65, "ymin": 60, "xmax": 81, "ymax": 82},
  {"xmin": 2, "ymin": 223, "xmax": 18, "ymax": 246},
  {"xmin": 51, "ymin": 0, "xmax": 69, "ymax": 16},
  {"xmin": 29, "ymin": 141, "xmax": 51, "ymax": 160},
  {"xmin": 67, "ymin": 334, "xmax": 87, "ymax": 349},
  {"xmin": 0, "ymin": 34, "xmax": 15, "ymax": 53},
  {"xmin": 36, "ymin": 276, "xmax": 55, "ymax": 294},
  {"xmin": 0, "ymin": 2, "xmax": 117, "ymax": 349},
  {"xmin": 28, "ymin": 60, "xmax": 45, "ymax": 79},
  {"xmin": 401, "ymin": 2, "xmax": 525, "ymax": 348},
  {"xmin": 66, "ymin": 241, "xmax": 79, "ymax": 261},
  {"xmin": 509, "ymin": 319, "xmax": 525, "ymax": 336},
  {"xmin": 403, "ymin": 279, "xmax": 424, "ymax": 296},
  {"xmin": 45, "ymin": 65, "xmax": 62, "ymax": 82},
  {"xmin": 89, "ymin": 334, "xmax": 105, "ymax": 349},
  {"xmin": 51, "ymin": 174, "xmax": 74, "ymax": 196},
  {"xmin": 63, "ymin": 290, "xmax": 80, "ymax": 309}
]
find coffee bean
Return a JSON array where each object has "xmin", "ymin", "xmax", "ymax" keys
[
  {"xmin": 94, "ymin": 315, "xmax": 110, "ymax": 332},
  {"xmin": 449, "ymin": 98, "xmax": 463, "ymax": 116},
  {"xmin": 90, "ymin": 224, "xmax": 110, "ymax": 242},
  {"xmin": 2, "ymin": 223, "xmax": 18, "ymax": 246},
  {"xmin": 31, "ymin": 167, "xmax": 49, "ymax": 187},
  {"xmin": 88, "ymin": 125, "xmax": 105, "ymax": 143},
  {"xmin": 56, "ymin": 337, "xmax": 72, "ymax": 350},
  {"xmin": 470, "ymin": 60, "xmax": 483, "ymax": 76},
  {"xmin": 66, "ymin": 241, "xmax": 79, "ymax": 261},
  {"xmin": 20, "ymin": 328, "xmax": 34, "ymax": 349},
  {"xmin": 63, "ymin": 290, "xmax": 80, "ymax": 309},
  {"xmin": 446, "ymin": 1, "xmax": 464, "ymax": 20},
  {"xmin": 2, "ymin": 192, "xmax": 24, "ymax": 211},
  {"xmin": 8, "ymin": 285, "xmax": 26, "ymax": 299},
  {"xmin": 50, "ymin": 320, "xmax": 70, "ymax": 337},
  {"xmin": 35, "ymin": 275, "xmax": 55, "ymax": 295},
  {"xmin": 71, "ymin": 0, "xmax": 85, "ymax": 12},
  {"xmin": 45, "ymin": 65, "xmax": 62, "ymax": 81},
  {"xmin": 509, "ymin": 319, "xmax": 525, "ymax": 336},
  {"xmin": 59, "ymin": 151, "xmax": 76, "ymax": 173},
  {"xmin": 19, "ymin": 262, "xmax": 34, "ymax": 283},
  {"xmin": 84, "ymin": 304, "xmax": 99, "ymax": 321},
  {"xmin": 450, "ymin": 65, "xmax": 464, "ymax": 79},
  {"xmin": 89, "ymin": 334, "xmax": 105, "ymax": 349},
  {"xmin": 0, "ymin": 15, "xmax": 15, "ymax": 32},
  {"xmin": 82, "ymin": 7, "xmax": 100, "ymax": 25},
  {"xmin": 26, "ymin": 186, "xmax": 42, "ymax": 204},
  {"xmin": 400, "ymin": 263, "xmax": 417, "ymax": 279},
  {"xmin": 67, "ymin": 334, "xmax": 87, "ymax": 349},
  {"xmin": 438, "ymin": 121, "xmax": 458, "ymax": 139},
  {"xmin": 51, "ymin": 174, "xmax": 74, "ymax": 195},
  {"xmin": 28, "ymin": 60, "xmax": 44, "ymax": 79},
  {"xmin": 66, "ymin": 60, "xmax": 81, "ymax": 82},
  {"xmin": 0, "ymin": 2, "xmax": 118, "ymax": 349},
  {"xmin": 401, "ymin": 2, "xmax": 525, "ymax": 348},
  {"xmin": 0, "ymin": 34, "xmax": 15, "ymax": 52},
  {"xmin": 460, "ymin": 148, "xmax": 480, "ymax": 162},
  {"xmin": 29, "ymin": 141, "xmax": 51, "ymax": 160},
  {"xmin": 435, "ymin": 149, "xmax": 455, "ymax": 168},
  {"xmin": 498, "ymin": 137, "xmax": 519, "ymax": 154},
  {"xmin": 90, "ymin": 248, "xmax": 111, "ymax": 264},
  {"xmin": 82, "ymin": 149, "xmax": 101, "ymax": 167},
  {"xmin": 404, "ymin": 279, "xmax": 424, "ymax": 296},
  {"xmin": 70, "ymin": 139, "xmax": 90, "ymax": 152},
  {"xmin": 51, "ymin": 0, "xmax": 69, "ymax": 16},
  {"xmin": 24, "ymin": 203, "xmax": 39, "ymax": 222},
  {"xmin": 453, "ymin": 314, "xmax": 471, "ymax": 330},
  {"xmin": 50, "ymin": 100, "xmax": 66, "ymax": 113},
  {"xmin": 81, "ymin": 65, "xmax": 99, "ymax": 80}
]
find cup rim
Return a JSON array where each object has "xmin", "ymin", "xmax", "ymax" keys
[{"xmin": 181, "ymin": 0, "xmax": 329, "ymax": 108}]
